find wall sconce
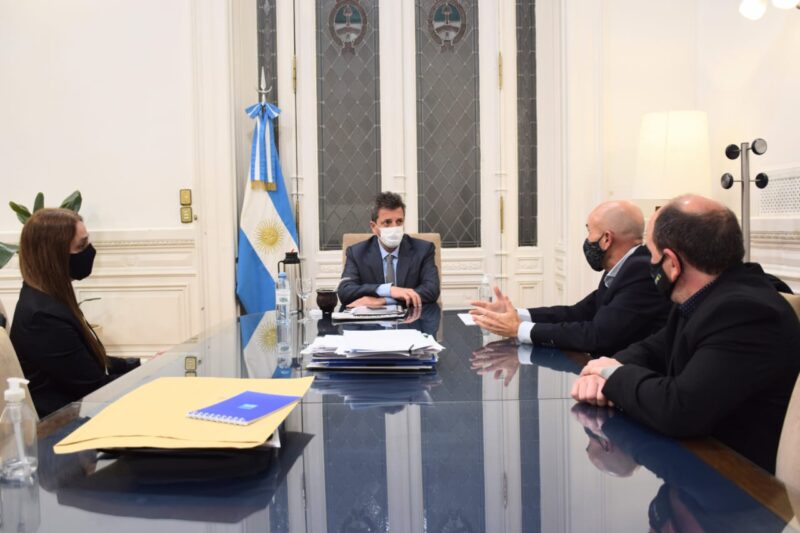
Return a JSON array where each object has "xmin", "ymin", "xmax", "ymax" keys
[{"xmin": 633, "ymin": 110, "xmax": 711, "ymax": 209}]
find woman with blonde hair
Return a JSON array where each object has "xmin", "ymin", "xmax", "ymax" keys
[{"xmin": 10, "ymin": 208, "xmax": 139, "ymax": 417}]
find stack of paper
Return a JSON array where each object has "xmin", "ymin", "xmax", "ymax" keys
[{"xmin": 303, "ymin": 329, "xmax": 444, "ymax": 372}]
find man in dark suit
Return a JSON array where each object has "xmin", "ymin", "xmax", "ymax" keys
[
  {"xmin": 471, "ymin": 200, "xmax": 671, "ymax": 356},
  {"xmin": 575, "ymin": 194, "xmax": 800, "ymax": 473},
  {"xmin": 338, "ymin": 192, "xmax": 440, "ymax": 308}
]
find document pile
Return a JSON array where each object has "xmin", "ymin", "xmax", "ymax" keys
[
  {"xmin": 303, "ymin": 329, "xmax": 444, "ymax": 372},
  {"xmin": 331, "ymin": 304, "xmax": 406, "ymax": 321}
]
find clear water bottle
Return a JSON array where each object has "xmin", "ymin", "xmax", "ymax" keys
[
  {"xmin": 276, "ymin": 272, "xmax": 291, "ymax": 323},
  {"xmin": 479, "ymin": 274, "xmax": 493, "ymax": 303},
  {"xmin": 276, "ymin": 320, "xmax": 291, "ymax": 355},
  {"xmin": 0, "ymin": 378, "xmax": 38, "ymax": 482}
]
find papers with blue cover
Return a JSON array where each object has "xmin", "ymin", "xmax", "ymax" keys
[{"xmin": 187, "ymin": 391, "xmax": 300, "ymax": 426}]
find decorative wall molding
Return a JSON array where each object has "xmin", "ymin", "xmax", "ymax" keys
[
  {"xmin": 515, "ymin": 256, "xmax": 544, "ymax": 275},
  {"xmin": 442, "ymin": 260, "xmax": 485, "ymax": 274},
  {"xmin": 751, "ymin": 231, "xmax": 800, "ymax": 248},
  {"xmin": 0, "ymin": 229, "xmax": 200, "ymax": 358}
]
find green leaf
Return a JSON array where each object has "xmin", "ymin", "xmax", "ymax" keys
[
  {"xmin": 9, "ymin": 201, "xmax": 31, "ymax": 224},
  {"xmin": 33, "ymin": 192, "xmax": 44, "ymax": 213},
  {"xmin": 0, "ymin": 242, "xmax": 17, "ymax": 269},
  {"xmin": 60, "ymin": 190, "xmax": 82, "ymax": 213}
]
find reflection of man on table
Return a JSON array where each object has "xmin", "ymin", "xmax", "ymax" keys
[
  {"xmin": 471, "ymin": 200, "xmax": 670, "ymax": 357},
  {"xmin": 571, "ymin": 403, "xmax": 786, "ymax": 533},
  {"xmin": 575, "ymin": 195, "xmax": 800, "ymax": 473},
  {"xmin": 338, "ymin": 192, "xmax": 440, "ymax": 309}
]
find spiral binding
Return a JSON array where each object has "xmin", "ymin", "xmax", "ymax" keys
[{"xmin": 187, "ymin": 411, "xmax": 249, "ymax": 426}]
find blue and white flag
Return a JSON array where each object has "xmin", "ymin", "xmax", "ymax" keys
[{"xmin": 236, "ymin": 102, "xmax": 299, "ymax": 314}]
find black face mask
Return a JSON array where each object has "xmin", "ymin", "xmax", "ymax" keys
[
  {"xmin": 582, "ymin": 238, "xmax": 606, "ymax": 272},
  {"xmin": 69, "ymin": 244, "xmax": 96, "ymax": 280},
  {"xmin": 649, "ymin": 254, "xmax": 679, "ymax": 299}
]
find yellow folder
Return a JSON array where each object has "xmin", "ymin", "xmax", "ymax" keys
[{"xmin": 54, "ymin": 376, "xmax": 314, "ymax": 454}]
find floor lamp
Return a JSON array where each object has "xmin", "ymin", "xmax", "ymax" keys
[
  {"xmin": 633, "ymin": 111, "xmax": 711, "ymax": 214},
  {"xmin": 720, "ymin": 139, "xmax": 770, "ymax": 262}
]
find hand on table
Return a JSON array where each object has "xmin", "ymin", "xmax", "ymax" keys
[
  {"xmin": 390, "ymin": 287, "xmax": 422, "ymax": 308},
  {"xmin": 580, "ymin": 356, "xmax": 621, "ymax": 377},
  {"xmin": 571, "ymin": 374, "xmax": 614, "ymax": 407},
  {"xmin": 347, "ymin": 296, "xmax": 387, "ymax": 308}
]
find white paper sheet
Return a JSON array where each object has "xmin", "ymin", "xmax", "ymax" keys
[{"xmin": 458, "ymin": 313, "xmax": 476, "ymax": 326}]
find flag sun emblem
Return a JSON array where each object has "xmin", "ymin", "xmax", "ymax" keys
[
  {"xmin": 256, "ymin": 321, "xmax": 277, "ymax": 350},
  {"xmin": 255, "ymin": 218, "xmax": 285, "ymax": 253}
]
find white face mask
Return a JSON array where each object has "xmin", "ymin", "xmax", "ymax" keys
[{"xmin": 378, "ymin": 226, "xmax": 404, "ymax": 249}]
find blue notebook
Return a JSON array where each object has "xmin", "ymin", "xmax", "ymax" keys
[{"xmin": 187, "ymin": 391, "xmax": 300, "ymax": 426}]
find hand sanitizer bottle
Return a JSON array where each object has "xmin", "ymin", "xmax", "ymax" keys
[{"xmin": 0, "ymin": 378, "xmax": 38, "ymax": 481}]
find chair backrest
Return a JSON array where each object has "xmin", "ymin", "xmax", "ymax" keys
[
  {"xmin": 341, "ymin": 233, "xmax": 442, "ymax": 304},
  {"xmin": 0, "ymin": 329, "xmax": 38, "ymax": 419},
  {"xmin": 777, "ymin": 373, "xmax": 800, "ymax": 492},
  {"xmin": 0, "ymin": 298, "xmax": 8, "ymax": 332},
  {"xmin": 782, "ymin": 293, "xmax": 800, "ymax": 320}
]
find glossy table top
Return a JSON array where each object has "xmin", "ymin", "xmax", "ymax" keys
[{"xmin": 23, "ymin": 307, "xmax": 799, "ymax": 532}]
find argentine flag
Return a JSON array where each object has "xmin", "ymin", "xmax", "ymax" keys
[{"xmin": 236, "ymin": 102, "xmax": 299, "ymax": 314}]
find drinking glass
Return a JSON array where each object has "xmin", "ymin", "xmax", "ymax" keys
[{"xmin": 296, "ymin": 278, "xmax": 313, "ymax": 322}]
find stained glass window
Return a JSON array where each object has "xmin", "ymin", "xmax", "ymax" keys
[
  {"xmin": 416, "ymin": 0, "xmax": 481, "ymax": 248},
  {"xmin": 317, "ymin": 0, "xmax": 382, "ymax": 250},
  {"xmin": 517, "ymin": 0, "xmax": 537, "ymax": 246}
]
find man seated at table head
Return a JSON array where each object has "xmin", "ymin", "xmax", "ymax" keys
[
  {"xmin": 337, "ymin": 191, "xmax": 440, "ymax": 309},
  {"xmin": 575, "ymin": 194, "xmax": 800, "ymax": 473},
  {"xmin": 471, "ymin": 200, "xmax": 671, "ymax": 357}
]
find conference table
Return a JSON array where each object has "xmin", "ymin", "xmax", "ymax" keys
[{"xmin": 22, "ymin": 306, "xmax": 799, "ymax": 532}]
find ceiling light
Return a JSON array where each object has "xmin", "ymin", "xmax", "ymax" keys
[{"xmin": 740, "ymin": 0, "xmax": 768, "ymax": 19}]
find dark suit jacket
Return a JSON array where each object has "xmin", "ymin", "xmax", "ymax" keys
[
  {"xmin": 528, "ymin": 245, "xmax": 671, "ymax": 356},
  {"xmin": 10, "ymin": 283, "xmax": 140, "ymax": 418},
  {"xmin": 604, "ymin": 263, "xmax": 800, "ymax": 473},
  {"xmin": 338, "ymin": 235, "xmax": 440, "ymax": 306}
]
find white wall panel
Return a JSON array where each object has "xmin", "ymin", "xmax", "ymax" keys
[
  {"xmin": 0, "ymin": 228, "xmax": 200, "ymax": 358},
  {"xmin": 0, "ymin": 0, "xmax": 195, "ymax": 232}
]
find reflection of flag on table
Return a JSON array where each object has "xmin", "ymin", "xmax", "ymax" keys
[
  {"xmin": 240, "ymin": 313, "xmax": 293, "ymax": 379},
  {"xmin": 236, "ymin": 102, "xmax": 298, "ymax": 313}
]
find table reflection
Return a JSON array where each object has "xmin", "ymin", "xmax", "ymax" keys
[
  {"xmin": 26, "ymin": 309, "xmax": 797, "ymax": 532},
  {"xmin": 571, "ymin": 403, "xmax": 789, "ymax": 532}
]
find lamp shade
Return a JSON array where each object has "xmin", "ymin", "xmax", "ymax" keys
[{"xmin": 633, "ymin": 110, "xmax": 711, "ymax": 200}]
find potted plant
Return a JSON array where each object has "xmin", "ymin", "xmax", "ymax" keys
[{"xmin": 0, "ymin": 191, "xmax": 82, "ymax": 269}]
